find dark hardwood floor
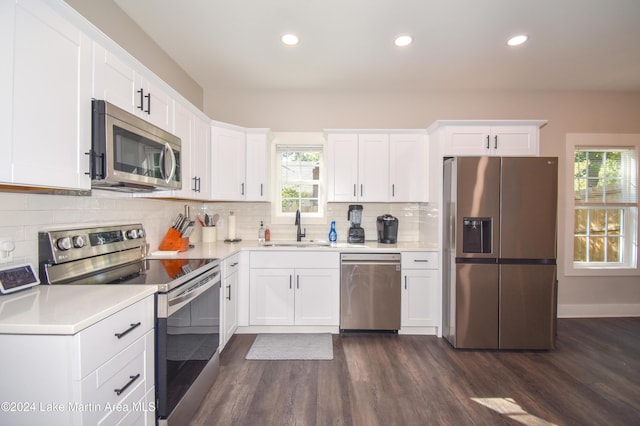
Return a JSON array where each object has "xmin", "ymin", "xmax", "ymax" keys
[{"xmin": 190, "ymin": 318, "xmax": 640, "ymax": 425}]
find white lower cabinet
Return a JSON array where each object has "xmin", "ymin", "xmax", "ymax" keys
[
  {"xmin": 249, "ymin": 252, "xmax": 340, "ymax": 326},
  {"xmin": 221, "ymin": 253, "xmax": 240, "ymax": 349},
  {"xmin": 401, "ymin": 252, "xmax": 441, "ymax": 333},
  {"xmin": 0, "ymin": 295, "xmax": 155, "ymax": 426}
]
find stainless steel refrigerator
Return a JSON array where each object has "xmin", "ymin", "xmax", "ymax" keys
[{"xmin": 443, "ymin": 156, "xmax": 558, "ymax": 350}]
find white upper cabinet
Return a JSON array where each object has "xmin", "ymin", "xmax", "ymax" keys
[
  {"xmin": 245, "ymin": 130, "xmax": 271, "ymax": 201},
  {"xmin": 431, "ymin": 120, "xmax": 546, "ymax": 157},
  {"xmin": 389, "ymin": 133, "xmax": 428, "ymax": 202},
  {"xmin": 93, "ymin": 43, "xmax": 174, "ymax": 133},
  {"xmin": 358, "ymin": 134, "xmax": 390, "ymax": 202},
  {"xmin": 0, "ymin": 0, "xmax": 15, "ymax": 183},
  {"xmin": 2, "ymin": 0, "xmax": 92, "ymax": 190},
  {"xmin": 327, "ymin": 131, "xmax": 427, "ymax": 202},
  {"xmin": 327, "ymin": 133, "xmax": 359, "ymax": 201},
  {"xmin": 211, "ymin": 125, "xmax": 247, "ymax": 200},
  {"xmin": 172, "ymin": 104, "xmax": 211, "ymax": 199},
  {"xmin": 327, "ymin": 133, "xmax": 389, "ymax": 202}
]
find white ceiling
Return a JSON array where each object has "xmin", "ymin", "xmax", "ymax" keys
[{"xmin": 114, "ymin": 0, "xmax": 640, "ymax": 92}]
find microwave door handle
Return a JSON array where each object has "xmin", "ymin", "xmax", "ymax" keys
[{"xmin": 162, "ymin": 143, "xmax": 177, "ymax": 183}]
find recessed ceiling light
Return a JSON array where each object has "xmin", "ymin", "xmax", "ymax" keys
[
  {"xmin": 507, "ymin": 34, "xmax": 528, "ymax": 47},
  {"xmin": 281, "ymin": 33, "xmax": 299, "ymax": 46},
  {"xmin": 394, "ymin": 35, "xmax": 413, "ymax": 47}
]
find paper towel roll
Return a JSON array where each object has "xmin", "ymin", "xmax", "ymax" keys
[{"xmin": 228, "ymin": 212, "xmax": 236, "ymax": 240}]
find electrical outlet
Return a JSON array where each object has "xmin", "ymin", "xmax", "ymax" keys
[{"xmin": 0, "ymin": 239, "xmax": 15, "ymax": 264}]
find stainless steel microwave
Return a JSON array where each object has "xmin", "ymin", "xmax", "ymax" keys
[{"xmin": 91, "ymin": 99, "xmax": 181, "ymax": 192}]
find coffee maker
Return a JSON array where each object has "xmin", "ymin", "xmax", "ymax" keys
[
  {"xmin": 377, "ymin": 214, "xmax": 399, "ymax": 244},
  {"xmin": 347, "ymin": 205, "xmax": 365, "ymax": 243}
]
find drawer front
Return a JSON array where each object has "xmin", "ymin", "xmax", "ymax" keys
[
  {"xmin": 78, "ymin": 295, "xmax": 154, "ymax": 378},
  {"xmin": 224, "ymin": 253, "xmax": 241, "ymax": 277},
  {"xmin": 251, "ymin": 251, "xmax": 339, "ymax": 269},
  {"xmin": 401, "ymin": 252, "xmax": 439, "ymax": 269},
  {"xmin": 81, "ymin": 331, "xmax": 153, "ymax": 425}
]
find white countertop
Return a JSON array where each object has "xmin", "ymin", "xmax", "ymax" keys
[
  {"xmin": 0, "ymin": 285, "xmax": 157, "ymax": 335},
  {"xmin": 149, "ymin": 239, "xmax": 438, "ymax": 260}
]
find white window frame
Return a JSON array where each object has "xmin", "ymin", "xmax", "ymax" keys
[
  {"xmin": 270, "ymin": 133, "xmax": 327, "ymax": 225},
  {"xmin": 565, "ymin": 134, "xmax": 639, "ymax": 276}
]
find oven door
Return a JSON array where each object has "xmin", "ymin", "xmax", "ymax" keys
[{"xmin": 156, "ymin": 270, "xmax": 220, "ymax": 420}]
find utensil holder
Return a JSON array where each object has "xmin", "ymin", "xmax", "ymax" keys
[
  {"xmin": 202, "ymin": 227, "xmax": 217, "ymax": 243},
  {"xmin": 158, "ymin": 228, "xmax": 189, "ymax": 252}
]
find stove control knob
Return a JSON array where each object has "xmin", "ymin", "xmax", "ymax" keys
[
  {"xmin": 137, "ymin": 229, "xmax": 145, "ymax": 238},
  {"xmin": 56, "ymin": 237, "xmax": 72, "ymax": 251},
  {"xmin": 126, "ymin": 229, "xmax": 139, "ymax": 239},
  {"xmin": 72, "ymin": 235, "xmax": 86, "ymax": 248}
]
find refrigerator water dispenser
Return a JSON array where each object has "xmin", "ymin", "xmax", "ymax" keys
[{"xmin": 462, "ymin": 218, "xmax": 492, "ymax": 253}]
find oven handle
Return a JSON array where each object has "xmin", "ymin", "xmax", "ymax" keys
[{"xmin": 167, "ymin": 275, "xmax": 219, "ymax": 317}]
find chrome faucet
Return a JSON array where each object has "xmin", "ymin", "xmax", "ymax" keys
[{"xmin": 295, "ymin": 209, "xmax": 306, "ymax": 242}]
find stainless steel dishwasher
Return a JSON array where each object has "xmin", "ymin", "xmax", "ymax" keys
[{"xmin": 340, "ymin": 253, "xmax": 401, "ymax": 332}]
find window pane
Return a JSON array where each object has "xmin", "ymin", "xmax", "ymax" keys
[
  {"xmin": 589, "ymin": 209, "xmax": 606, "ymax": 235},
  {"xmin": 574, "ymin": 209, "xmax": 587, "ymax": 234},
  {"xmin": 608, "ymin": 209, "xmax": 622, "ymax": 235},
  {"xmin": 607, "ymin": 237, "xmax": 621, "ymax": 262},
  {"xmin": 300, "ymin": 199, "xmax": 318, "ymax": 213},
  {"xmin": 281, "ymin": 198, "xmax": 299, "ymax": 213},
  {"xmin": 574, "ymin": 237, "xmax": 587, "ymax": 262},
  {"xmin": 589, "ymin": 237, "xmax": 605, "ymax": 262}
]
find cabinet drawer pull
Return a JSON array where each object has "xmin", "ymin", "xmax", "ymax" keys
[
  {"xmin": 297, "ymin": 275, "xmax": 300, "ymax": 289},
  {"xmin": 114, "ymin": 374, "xmax": 141, "ymax": 396},
  {"xmin": 289, "ymin": 275, "xmax": 292, "ymax": 289},
  {"xmin": 114, "ymin": 322, "xmax": 141, "ymax": 339},
  {"xmin": 405, "ymin": 276, "xmax": 407, "ymax": 290},
  {"xmin": 226, "ymin": 284, "xmax": 231, "ymax": 301},
  {"xmin": 494, "ymin": 135, "xmax": 498, "ymax": 149},
  {"xmin": 353, "ymin": 184, "xmax": 356, "ymax": 197},
  {"xmin": 144, "ymin": 93, "xmax": 151, "ymax": 114},
  {"xmin": 414, "ymin": 259, "xmax": 430, "ymax": 263},
  {"xmin": 486, "ymin": 135, "xmax": 490, "ymax": 149},
  {"xmin": 392, "ymin": 184, "xmax": 395, "ymax": 197}
]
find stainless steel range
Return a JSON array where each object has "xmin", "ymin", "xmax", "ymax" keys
[{"xmin": 38, "ymin": 224, "xmax": 221, "ymax": 425}]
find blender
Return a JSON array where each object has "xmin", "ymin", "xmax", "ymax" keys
[{"xmin": 347, "ymin": 205, "xmax": 365, "ymax": 243}]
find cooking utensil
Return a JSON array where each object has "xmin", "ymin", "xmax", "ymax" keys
[
  {"xmin": 181, "ymin": 221, "xmax": 195, "ymax": 238},
  {"xmin": 211, "ymin": 213, "xmax": 219, "ymax": 226}
]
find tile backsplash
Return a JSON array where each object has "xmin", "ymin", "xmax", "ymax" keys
[{"xmin": 0, "ymin": 190, "xmax": 439, "ymax": 268}]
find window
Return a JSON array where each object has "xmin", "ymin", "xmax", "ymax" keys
[
  {"xmin": 566, "ymin": 134, "xmax": 639, "ymax": 275},
  {"xmin": 275, "ymin": 145, "xmax": 324, "ymax": 219}
]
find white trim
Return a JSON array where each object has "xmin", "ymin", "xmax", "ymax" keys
[
  {"xmin": 564, "ymin": 134, "xmax": 640, "ymax": 276},
  {"xmin": 558, "ymin": 303, "xmax": 640, "ymax": 318}
]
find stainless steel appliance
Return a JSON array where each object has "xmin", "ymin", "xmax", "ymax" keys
[
  {"xmin": 38, "ymin": 224, "xmax": 220, "ymax": 425},
  {"xmin": 443, "ymin": 156, "xmax": 558, "ymax": 350},
  {"xmin": 91, "ymin": 100, "xmax": 182, "ymax": 192},
  {"xmin": 347, "ymin": 204, "xmax": 365, "ymax": 243},
  {"xmin": 376, "ymin": 214, "xmax": 399, "ymax": 244},
  {"xmin": 340, "ymin": 253, "xmax": 401, "ymax": 331}
]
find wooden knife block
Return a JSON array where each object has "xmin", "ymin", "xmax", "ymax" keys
[{"xmin": 158, "ymin": 228, "xmax": 189, "ymax": 252}]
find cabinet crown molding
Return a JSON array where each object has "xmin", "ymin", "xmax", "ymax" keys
[{"xmin": 427, "ymin": 119, "xmax": 547, "ymax": 134}]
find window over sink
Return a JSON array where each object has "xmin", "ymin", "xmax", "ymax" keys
[{"xmin": 273, "ymin": 140, "xmax": 326, "ymax": 222}]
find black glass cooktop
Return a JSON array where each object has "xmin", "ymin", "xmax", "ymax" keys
[{"xmin": 114, "ymin": 258, "xmax": 217, "ymax": 285}]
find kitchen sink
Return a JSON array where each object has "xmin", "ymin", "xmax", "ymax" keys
[{"xmin": 262, "ymin": 240, "xmax": 332, "ymax": 248}]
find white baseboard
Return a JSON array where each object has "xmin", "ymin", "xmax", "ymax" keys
[{"xmin": 558, "ymin": 303, "xmax": 640, "ymax": 318}]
